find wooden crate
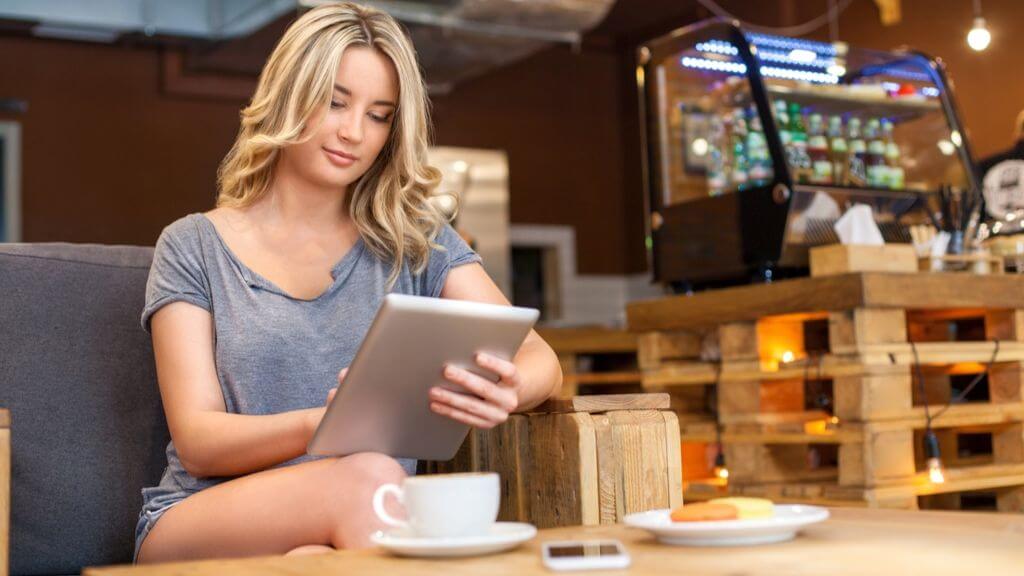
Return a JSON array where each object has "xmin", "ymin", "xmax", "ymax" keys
[
  {"xmin": 537, "ymin": 326, "xmax": 642, "ymax": 399},
  {"xmin": 424, "ymin": 394, "xmax": 682, "ymax": 527},
  {"xmin": 627, "ymin": 272, "xmax": 1024, "ymax": 512}
]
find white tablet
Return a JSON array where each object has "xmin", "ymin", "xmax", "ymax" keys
[{"xmin": 307, "ymin": 293, "xmax": 540, "ymax": 460}]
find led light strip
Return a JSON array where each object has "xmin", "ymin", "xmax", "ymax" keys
[
  {"xmin": 695, "ymin": 40, "xmax": 738, "ymax": 56},
  {"xmin": 746, "ymin": 32, "xmax": 837, "ymax": 56},
  {"xmin": 680, "ymin": 56, "xmax": 839, "ymax": 84}
]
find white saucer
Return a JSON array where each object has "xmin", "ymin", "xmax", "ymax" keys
[
  {"xmin": 624, "ymin": 504, "xmax": 829, "ymax": 547},
  {"xmin": 371, "ymin": 522, "xmax": 537, "ymax": 558}
]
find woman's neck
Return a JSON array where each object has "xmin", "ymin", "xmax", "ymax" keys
[{"xmin": 256, "ymin": 169, "xmax": 352, "ymax": 235}]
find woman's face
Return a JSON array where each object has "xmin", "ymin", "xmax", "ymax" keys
[{"xmin": 280, "ymin": 46, "xmax": 399, "ymax": 193}]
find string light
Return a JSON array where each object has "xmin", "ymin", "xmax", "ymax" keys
[
  {"xmin": 967, "ymin": 0, "xmax": 991, "ymax": 51},
  {"xmin": 713, "ymin": 449, "xmax": 730, "ymax": 481},
  {"xmin": 924, "ymin": 430, "xmax": 946, "ymax": 484}
]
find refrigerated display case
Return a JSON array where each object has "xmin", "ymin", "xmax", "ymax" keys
[{"xmin": 636, "ymin": 18, "xmax": 979, "ymax": 289}]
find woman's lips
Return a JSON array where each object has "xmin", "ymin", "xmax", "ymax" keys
[{"xmin": 323, "ymin": 147, "xmax": 358, "ymax": 167}]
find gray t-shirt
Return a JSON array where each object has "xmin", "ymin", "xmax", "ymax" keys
[{"xmin": 136, "ymin": 212, "xmax": 480, "ymax": 531}]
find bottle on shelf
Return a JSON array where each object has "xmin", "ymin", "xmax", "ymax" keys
[
  {"xmin": 706, "ymin": 116, "xmax": 727, "ymax": 196},
  {"xmin": 882, "ymin": 119, "xmax": 904, "ymax": 190},
  {"xmin": 807, "ymin": 113, "xmax": 833, "ymax": 185},
  {"xmin": 730, "ymin": 109, "xmax": 749, "ymax": 190},
  {"xmin": 773, "ymin": 99, "xmax": 791, "ymax": 148},
  {"xmin": 787, "ymin": 102, "xmax": 811, "ymax": 184},
  {"xmin": 746, "ymin": 105, "xmax": 774, "ymax": 187},
  {"xmin": 865, "ymin": 118, "xmax": 886, "ymax": 188},
  {"xmin": 847, "ymin": 117, "xmax": 868, "ymax": 187},
  {"xmin": 828, "ymin": 115, "xmax": 849, "ymax": 186}
]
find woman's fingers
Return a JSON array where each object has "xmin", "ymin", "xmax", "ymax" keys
[
  {"xmin": 327, "ymin": 387, "xmax": 337, "ymax": 404},
  {"xmin": 337, "ymin": 367, "xmax": 349, "ymax": 385},
  {"xmin": 430, "ymin": 400, "xmax": 498, "ymax": 429},
  {"xmin": 442, "ymin": 365, "xmax": 518, "ymax": 412},
  {"xmin": 430, "ymin": 386, "xmax": 509, "ymax": 426},
  {"xmin": 475, "ymin": 353, "xmax": 517, "ymax": 383}
]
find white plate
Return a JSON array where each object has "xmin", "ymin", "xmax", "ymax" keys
[
  {"xmin": 624, "ymin": 505, "xmax": 829, "ymax": 547},
  {"xmin": 371, "ymin": 522, "xmax": 537, "ymax": 558}
]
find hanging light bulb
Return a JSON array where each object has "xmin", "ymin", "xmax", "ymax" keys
[
  {"xmin": 967, "ymin": 17, "xmax": 991, "ymax": 51},
  {"xmin": 712, "ymin": 449, "xmax": 730, "ymax": 482},
  {"xmin": 923, "ymin": 429, "xmax": 946, "ymax": 484},
  {"xmin": 967, "ymin": 0, "xmax": 991, "ymax": 52}
]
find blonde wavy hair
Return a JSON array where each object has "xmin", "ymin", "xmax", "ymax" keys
[{"xmin": 216, "ymin": 2, "xmax": 453, "ymax": 287}]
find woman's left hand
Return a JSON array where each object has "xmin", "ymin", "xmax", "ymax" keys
[{"xmin": 429, "ymin": 353, "xmax": 522, "ymax": 429}]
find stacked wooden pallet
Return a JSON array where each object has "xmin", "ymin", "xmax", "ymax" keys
[
  {"xmin": 627, "ymin": 272, "xmax": 1024, "ymax": 512},
  {"xmin": 536, "ymin": 326, "xmax": 641, "ymax": 398}
]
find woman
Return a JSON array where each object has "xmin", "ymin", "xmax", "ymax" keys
[{"xmin": 135, "ymin": 2, "xmax": 561, "ymax": 563}]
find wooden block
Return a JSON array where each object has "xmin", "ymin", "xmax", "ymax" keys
[
  {"xmin": 829, "ymin": 308, "xmax": 907, "ymax": 354},
  {"xmin": 834, "ymin": 371, "xmax": 913, "ymax": 421},
  {"xmin": 810, "ymin": 244, "xmax": 918, "ymax": 277},
  {"xmin": 997, "ymin": 486, "xmax": 1024, "ymax": 512},
  {"xmin": 474, "ymin": 416, "xmax": 530, "ymax": 523},
  {"xmin": 591, "ymin": 414, "xmax": 619, "ymax": 523},
  {"xmin": 718, "ymin": 381, "xmax": 761, "ymax": 418},
  {"xmin": 662, "ymin": 411, "xmax": 684, "ymax": 509},
  {"xmin": 524, "ymin": 413, "xmax": 599, "ymax": 528},
  {"xmin": 839, "ymin": 428, "xmax": 915, "ymax": 487},
  {"xmin": 990, "ymin": 364, "xmax": 1024, "ymax": 403},
  {"xmin": 637, "ymin": 331, "xmax": 703, "ymax": 370},
  {"xmin": 533, "ymin": 393, "xmax": 670, "ymax": 414},
  {"xmin": 1, "ymin": 411, "xmax": 8, "ymax": 576},
  {"xmin": 719, "ymin": 322, "xmax": 760, "ymax": 362},
  {"xmin": 993, "ymin": 424, "xmax": 1024, "ymax": 464},
  {"xmin": 985, "ymin": 310, "xmax": 1024, "ymax": 341}
]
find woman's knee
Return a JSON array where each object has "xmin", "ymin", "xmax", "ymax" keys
[{"xmin": 332, "ymin": 452, "xmax": 407, "ymax": 489}]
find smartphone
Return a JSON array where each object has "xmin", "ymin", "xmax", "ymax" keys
[{"xmin": 541, "ymin": 540, "xmax": 631, "ymax": 571}]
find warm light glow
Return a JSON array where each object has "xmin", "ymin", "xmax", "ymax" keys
[
  {"xmin": 452, "ymin": 160, "xmax": 469, "ymax": 173},
  {"xmin": 937, "ymin": 140, "xmax": 956, "ymax": 156},
  {"xmin": 691, "ymin": 137, "xmax": 709, "ymax": 157},
  {"xmin": 781, "ymin": 350, "xmax": 796, "ymax": 364},
  {"xmin": 714, "ymin": 465, "xmax": 730, "ymax": 481},
  {"xmin": 927, "ymin": 457, "xmax": 946, "ymax": 484},
  {"xmin": 967, "ymin": 17, "xmax": 991, "ymax": 51},
  {"xmin": 828, "ymin": 415, "xmax": 840, "ymax": 428},
  {"xmin": 950, "ymin": 130, "xmax": 963, "ymax": 147}
]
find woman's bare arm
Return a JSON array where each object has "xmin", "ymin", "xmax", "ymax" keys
[
  {"xmin": 150, "ymin": 302, "xmax": 323, "ymax": 478},
  {"xmin": 440, "ymin": 262, "xmax": 562, "ymax": 411}
]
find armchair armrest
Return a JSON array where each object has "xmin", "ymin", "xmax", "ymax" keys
[
  {"xmin": 425, "ymin": 394, "xmax": 682, "ymax": 528},
  {"xmin": 1, "ymin": 409, "xmax": 10, "ymax": 576}
]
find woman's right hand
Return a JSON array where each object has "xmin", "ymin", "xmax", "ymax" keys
[{"xmin": 305, "ymin": 368, "xmax": 347, "ymax": 440}]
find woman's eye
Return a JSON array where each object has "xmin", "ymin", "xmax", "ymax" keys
[
  {"xmin": 370, "ymin": 113, "xmax": 391, "ymax": 123},
  {"xmin": 330, "ymin": 100, "xmax": 346, "ymax": 109}
]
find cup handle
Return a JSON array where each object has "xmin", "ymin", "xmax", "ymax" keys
[{"xmin": 372, "ymin": 483, "xmax": 408, "ymax": 529}]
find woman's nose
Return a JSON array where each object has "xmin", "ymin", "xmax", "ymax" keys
[{"xmin": 338, "ymin": 111, "xmax": 363, "ymax": 145}]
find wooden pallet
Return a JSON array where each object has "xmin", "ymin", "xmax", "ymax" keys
[
  {"xmin": 537, "ymin": 326, "xmax": 641, "ymax": 398},
  {"xmin": 627, "ymin": 272, "xmax": 1024, "ymax": 512}
]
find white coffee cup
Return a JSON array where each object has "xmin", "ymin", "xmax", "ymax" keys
[{"xmin": 372, "ymin": 472, "xmax": 500, "ymax": 538}]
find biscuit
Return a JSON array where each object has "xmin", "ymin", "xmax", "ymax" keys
[
  {"xmin": 707, "ymin": 497, "xmax": 774, "ymax": 519},
  {"xmin": 670, "ymin": 502, "xmax": 740, "ymax": 522}
]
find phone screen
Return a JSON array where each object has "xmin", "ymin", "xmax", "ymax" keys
[{"xmin": 547, "ymin": 543, "xmax": 624, "ymax": 558}]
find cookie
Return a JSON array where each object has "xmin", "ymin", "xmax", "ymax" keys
[
  {"xmin": 707, "ymin": 497, "xmax": 774, "ymax": 519},
  {"xmin": 670, "ymin": 502, "xmax": 740, "ymax": 522}
]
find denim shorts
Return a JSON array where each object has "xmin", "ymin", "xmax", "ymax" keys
[{"xmin": 133, "ymin": 488, "xmax": 187, "ymax": 563}]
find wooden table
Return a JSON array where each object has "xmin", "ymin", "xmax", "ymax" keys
[{"xmin": 85, "ymin": 508, "xmax": 1024, "ymax": 576}]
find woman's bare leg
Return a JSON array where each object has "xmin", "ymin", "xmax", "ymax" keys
[{"xmin": 137, "ymin": 452, "xmax": 407, "ymax": 564}]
